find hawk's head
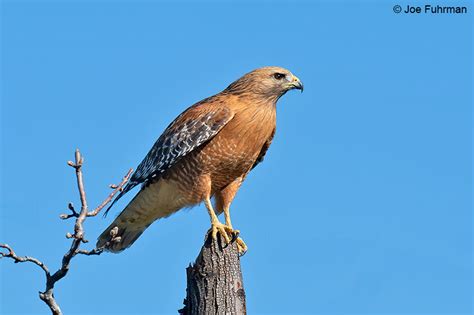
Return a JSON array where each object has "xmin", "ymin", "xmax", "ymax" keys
[{"xmin": 224, "ymin": 66, "xmax": 303, "ymax": 101}]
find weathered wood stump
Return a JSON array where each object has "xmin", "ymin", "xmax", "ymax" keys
[{"xmin": 179, "ymin": 234, "xmax": 246, "ymax": 315}]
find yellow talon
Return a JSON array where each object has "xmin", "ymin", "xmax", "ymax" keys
[
  {"xmin": 208, "ymin": 222, "xmax": 248, "ymax": 255},
  {"xmin": 236, "ymin": 237, "xmax": 248, "ymax": 256},
  {"xmin": 204, "ymin": 197, "xmax": 247, "ymax": 255},
  {"xmin": 209, "ymin": 221, "xmax": 233, "ymax": 244}
]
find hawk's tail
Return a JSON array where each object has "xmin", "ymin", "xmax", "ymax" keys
[
  {"xmin": 96, "ymin": 179, "xmax": 181, "ymax": 253},
  {"xmin": 96, "ymin": 210, "xmax": 153, "ymax": 253}
]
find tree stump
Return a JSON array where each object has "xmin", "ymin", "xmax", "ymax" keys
[{"xmin": 179, "ymin": 234, "xmax": 246, "ymax": 315}]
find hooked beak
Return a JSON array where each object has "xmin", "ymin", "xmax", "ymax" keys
[{"xmin": 290, "ymin": 75, "xmax": 304, "ymax": 92}]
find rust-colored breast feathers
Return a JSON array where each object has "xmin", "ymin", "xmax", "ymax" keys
[{"xmin": 165, "ymin": 96, "xmax": 276, "ymax": 199}]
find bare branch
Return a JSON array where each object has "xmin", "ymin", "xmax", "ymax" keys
[
  {"xmin": 0, "ymin": 244, "xmax": 50, "ymax": 276},
  {"xmin": 0, "ymin": 242, "xmax": 60, "ymax": 314},
  {"xmin": 72, "ymin": 149, "xmax": 88, "ymax": 241},
  {"xmin": 59, "ymin": 203, "xmax": 79, "ymax": 220},
  {"xmin": 87, "ymin": 168, "xmax": 133, "ymax": 217},
  {"xmin": 75, "ymin": 248, "xmax": 103, "ymax": 256},
  {"xmin": 59, "ymin": 169, "xmax": 133, "ymax": 220},
  {"xmin": 1, "ymin": 149, "xmax": 132, "ymax": 315}
]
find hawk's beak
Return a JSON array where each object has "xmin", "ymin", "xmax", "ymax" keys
[{"xmin": 290, "ymin": 75, "xmax": 304, "ymax": 92}]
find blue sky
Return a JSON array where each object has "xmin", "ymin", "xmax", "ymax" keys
[{"xmin": 0, "ymin": 1, "xmax": 472, "ymax": 314}]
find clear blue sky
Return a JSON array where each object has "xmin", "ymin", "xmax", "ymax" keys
[{"xmin": 0, "ymin": 1, "xmax": 472, "ymax": 314}]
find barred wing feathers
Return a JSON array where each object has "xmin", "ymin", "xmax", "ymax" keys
[{"xmin": 105, "ymin": 104, "xmax": 234, "ymax": 216}]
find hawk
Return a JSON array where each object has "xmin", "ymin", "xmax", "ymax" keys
[{"xmin": 97, "ymin": 66, "xmax": 303, "ymax": 254}]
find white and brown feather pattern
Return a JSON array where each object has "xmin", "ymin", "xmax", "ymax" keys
[{"xmin": 104, "ymin": 104, "xmax": 234, "ymax": 216}]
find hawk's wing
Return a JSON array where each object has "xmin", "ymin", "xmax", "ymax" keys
[{"xmin": 105, "ymin": 104, "xmax": 234, "ymax": 216}]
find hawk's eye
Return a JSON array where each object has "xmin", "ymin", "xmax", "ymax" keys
[{"xmin": 273, "ymin": 73, "xmax": 285, "ymax": 80}]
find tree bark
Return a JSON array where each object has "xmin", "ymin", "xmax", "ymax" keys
[{"xmin": 179, "ymin": 234, "xmax": 246, "ymax": 315}]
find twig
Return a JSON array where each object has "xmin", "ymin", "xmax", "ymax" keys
[
  {"xmin": 86, "ymin": 168, "xmax": 133, "ymax": 217},
  {"xmin": 75, "ymin": 248, "xmax": 103, "ymax": 256},
  {"xmin": 0, "ymin": 244, "xmax": 50, "ymax": 276},
  {"xmin": 59, "ymin": 166, "xmax": 131, "ymax": 220},
  {"xmin": 59, "ymin": 203, "xmax": 79, "ymax": 220},
  {"xmin": 0, "ymin": 149, "xmax": 132, "ymax": 315}
]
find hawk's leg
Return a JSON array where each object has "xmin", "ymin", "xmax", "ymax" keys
[
  {"xmin": 204, "ymin": 197, "xmax": 235, "ymax": 245},
  {"xmin": 223, "ymin": 206, "xmax": 248, "ymax": 255},
  {"xmin": 214, "ymin": 177, "xmax": 248, "ymax": 255}
]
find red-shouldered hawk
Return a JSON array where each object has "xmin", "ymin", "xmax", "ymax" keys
[{"xmin": 97, "ymin": 66, "xmax": 303, "ymax": 254}]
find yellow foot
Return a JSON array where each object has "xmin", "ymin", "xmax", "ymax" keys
[
  {"xmin": 208, "ymin": 221, "xmax": 235, "ymax": 244},
  {"xmin": 208, "ymin": 221, "xmax": 248, "ymax": 256},
  {"xmin": 235, "ymin": 237, "xmax": 248, "ymax": 256}
]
